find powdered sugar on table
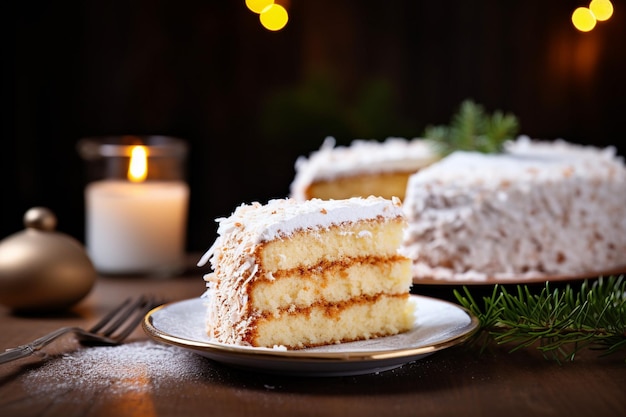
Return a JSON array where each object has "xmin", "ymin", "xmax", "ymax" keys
[{"xmin": 22, "ymin": 341, "xmax": 214, "ymax": 398}]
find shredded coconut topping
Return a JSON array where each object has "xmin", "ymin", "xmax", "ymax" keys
[
  {"xmin": 402, "ymin": 136, "xmax": 626, "ymax": 282},
  {"xmin": 198, "ymin": 196, "xmax": 403, "ymax": 268}
]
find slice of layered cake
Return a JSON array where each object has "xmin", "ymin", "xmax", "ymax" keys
[
  {"xmin": 197, "ymin": 196, "xmax": 415, "ymax": 349},
  {"xmin": 290, "ymin": 137, "xmax": 440, "ymax": 201}
]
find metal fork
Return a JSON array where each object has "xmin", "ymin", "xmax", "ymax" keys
[{"xmin": 0, "ymin": 295, "xmax": 160, "ymax": 365}]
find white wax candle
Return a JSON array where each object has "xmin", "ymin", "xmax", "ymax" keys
[{"xmin": 85, "ymin": 180, "xmax": 189, "ymax": 275}]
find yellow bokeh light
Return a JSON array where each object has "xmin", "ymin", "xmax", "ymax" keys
[
  {"xmin": 260, "ymin": 4, "xmax": 288, "ymax": 31},
  {"xmin": 246, "ymin": 0, "xmax": 274, "ymax": 14},
  {"xmin": 572, "ymin": 7, "xmax": 597, "ymax": 32},
  {"xmin": 589, "ymin": 0, "xmax": 613, "ymax": 21},
  {"xmin": 128, "ymin": 146, "xmax": 148, "ymax": 182}
]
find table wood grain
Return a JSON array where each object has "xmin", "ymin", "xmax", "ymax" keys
[{"xmin": 1, "ymin": 274, "xmax": 624, "ymax": 417}]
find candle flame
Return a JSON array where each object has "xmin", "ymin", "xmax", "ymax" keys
[{"xmin": 128, "ymin": 146, "xmax": 148, "ymax": 182}]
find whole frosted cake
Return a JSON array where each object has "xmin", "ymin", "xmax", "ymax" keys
[
  {"xmin": 290, "ymin": 137, "xmax": 440, "ymax": 201},
  {"xmin": 402, "ymin": 136, "xmax": 626, "ymax": 282},
  {"xmin": 197, "ymin": 196, "xmax": 415, "ymax": 349}
]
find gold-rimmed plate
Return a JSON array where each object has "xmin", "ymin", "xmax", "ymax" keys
[{"xmin": 143, "ymin": 295, "xmax": 479, "ymax": 377}]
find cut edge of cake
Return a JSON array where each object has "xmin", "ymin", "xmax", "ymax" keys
[{"xmin": 290, "ymin": 136, "xmax": 441, "ymax": 201}]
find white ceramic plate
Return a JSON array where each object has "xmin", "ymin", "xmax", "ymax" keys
[{"xmin": 143, "ymin": 295, "xmax": 479, "ymax": 376}]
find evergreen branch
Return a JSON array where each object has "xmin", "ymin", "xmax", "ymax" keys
[
  {"xmin": 424, "ymin": 99, "xmax": 519, "ymax": 155},
  {"xmin": 454, "ymin": 276, "xmax": 626, "ymax": 362}
]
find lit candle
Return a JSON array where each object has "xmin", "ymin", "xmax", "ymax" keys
[{"xmin": 85, "ymin": 145, "xmax": 189, "ymax": 275}]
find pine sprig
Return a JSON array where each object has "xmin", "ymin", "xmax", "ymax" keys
[
  {"xmin": 454, "ymin": 276, "xmax": 626, "ymax": 362},
  {"xmin": 425, "ymin": 99, "xmax": 519, "ymax": 155}
]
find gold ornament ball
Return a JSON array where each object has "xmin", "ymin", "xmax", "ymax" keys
[{"xmin": 0, "ymin": 207, "xmax": 97, "ymax": 312}]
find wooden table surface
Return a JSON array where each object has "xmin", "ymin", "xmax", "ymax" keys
[{"xmin": 1, "ymin": 273, "xmax": 624, "ymax": 417}]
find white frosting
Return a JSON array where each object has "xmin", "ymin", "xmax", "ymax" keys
[
  {"xmin": 505, "ymin": 135, "xmax": 619, "ymax": 160},
  {"xmin": 290, "ymin": 136, "xmax": 440, "ymax": 200},
  {"xmin": 402, "ymin": 136, "xmax": 626, "ymax": 282},
  {"xmin": 198, "ymin": 196, "xmax": 403, "ymax": 267},
  {"xmin": 198, "ymin": 196, "xmax": 405, "ymax": 345}
]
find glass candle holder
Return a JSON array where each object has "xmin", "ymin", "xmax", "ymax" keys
[{"xmin": 77, "ymin": 135, "xmax": 189, "ymax": 276}]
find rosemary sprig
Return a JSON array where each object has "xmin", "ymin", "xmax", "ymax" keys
[
  {"xmin": 454, "ymin": 276, "xmax": 626, "ymax": 362},
  {"xmin": 425, "ymin": 99, "xmax": 519, "ymax": 155}
]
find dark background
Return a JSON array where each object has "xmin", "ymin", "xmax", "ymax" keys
[{"xmin": 2, "ymin": 0, "xmax": 625, "ymax": 253}]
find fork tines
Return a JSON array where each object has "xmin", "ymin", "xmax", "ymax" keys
[{"xmin": 88, "ymin": 295, "xmax": 160, "ymax": 343}]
